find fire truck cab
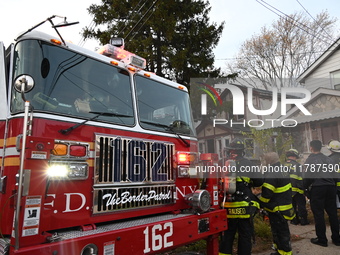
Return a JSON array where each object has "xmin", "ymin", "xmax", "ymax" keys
[{"xmin": 0, "ymin": 19, "xmax": 227, "ymax": 255}]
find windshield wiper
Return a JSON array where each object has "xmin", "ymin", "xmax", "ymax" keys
[
  {"xmin": 140, "ymin": 120, "xmax": 190, "ymax": 147},
  {"xmin": 59, "ymin": 111, "xmax": 132, "ymax": 135}
]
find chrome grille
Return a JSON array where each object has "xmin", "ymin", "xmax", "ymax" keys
[{"xmin": 94, "ymin": 135, "xmax": 174, "ymax": 184}]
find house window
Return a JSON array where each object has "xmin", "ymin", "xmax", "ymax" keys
[
  {"xmin": 310, "ymin": 123, "xmax": 318, "ymax": 141},
  {"xmin": 225, "ymin": 139, "xmax": 230, "ymax": 147},
  {"xmin": 199, "ymin": 142, "xmax": 205, "ymax": 154},
  {"xmin": 321, "ymin": 121, "xmax": 339, "ymax": 144},
  {"xmin": 217, "ymin": 139, "xmax": 223, "ymax": 159},
  {"xmin": 331, "ymin": 70, "xmax": 340, "ymax": 90},
  {"xmin": 207, "ymin": 139, "xmax": 215, "ymax": 153}
]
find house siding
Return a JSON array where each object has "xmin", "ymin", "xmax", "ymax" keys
[{"xmin": 303, "ymin": 49, "xmax": 340, "ymax": 92}]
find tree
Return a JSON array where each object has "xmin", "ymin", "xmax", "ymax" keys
[
  {"xmin": 82, "ymin": 0, "xmax": 224, "ymax": 85},
  {"xmin": 226, "ymin": 11, "xmax": 338, "ymax": 90},
  {"xmin": 243, "ymin": 128, "xmax": 293, "ymax": 163}
]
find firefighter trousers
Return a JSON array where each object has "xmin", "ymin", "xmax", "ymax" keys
[
  {"xmin": 310, "ymin": 185, "xmax": 340, "ymax": 243},
  {"xmin": 219, "ymin": 217, "xmax": 253, "ymax": 255},
  {"xmin": 268, "ymin": 212, "xmax": 292, "ymax": 255},
  {"xmin": 292, "ymin": 193, "xmax": 308, "ymax": 222}
]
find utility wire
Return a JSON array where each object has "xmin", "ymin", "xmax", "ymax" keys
[
  {"xmin": 125, "ymin": 0, "xmax": 159, "ymax": 41},
  {"xmin": 295, "ymin": 0, "xmax": 334, "ymax": 41},
  {"xmin": 215, "ymin": 47, "xmax": 340, "ymax": 61},
  {"xmin": 77, "ymin": 0, "xmax": 145, "ymax": 47},
  {"xmin": 256, "ymin": 0, "xmax": 333, "ymax": 45},
  {"xmin": 78, "ymin": 20, "xmax": 95, "ymax": 47},
  {"xmin": 257, "ymin": 0, "xmax": 340, "ymax": 60},
  {"xmin": 117, "ymin": 0, "xmax": 146, "ymax": 36},
  {"xmin": 77, "ymin": 0, "xmax": 158, "ymax": 48},
  {"xmin": 128, "ymin": 10, "xmax": 155, "ymax": 42}
]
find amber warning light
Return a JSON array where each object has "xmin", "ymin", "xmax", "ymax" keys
[
  {"xmin": 97, "ymin": 44, "xmax": 146, "ymax": 69},
  {"xmin": 176, "ymin": 152, "xmax": 197, "ymax": 165}
]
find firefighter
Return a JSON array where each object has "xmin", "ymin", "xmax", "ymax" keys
[
  {"xmin": 285, "ymin": 149, "xmax": 309, "ymax": 225},
  {"xmin": 219, "ymin": 138, "xmax": 263, "ymax": 255},
  {"xmin": 259, "ymin": 152, "xmax": 294, "ymax": 255},
  {"xmin": 327, "ymin": 139, "xmax": 340, "ymax": 200},
  {"xmin": 304, "ymin": 140, "xmax": 340, "ymax": 247}
]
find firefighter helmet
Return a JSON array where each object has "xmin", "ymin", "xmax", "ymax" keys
[
  {"xmin": 286, "ymin": 148, "xmax": 299, "ymax": 158},
  {"xmin": 327, "ymin": 140, "xmax": 340, "ymax": 153},
  {"xmin": 227, "ymin": 138, "xmax": 245, "ymax": 150}
]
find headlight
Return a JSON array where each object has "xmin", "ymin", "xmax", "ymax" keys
[
  {"xmin": 178, "ymin": 166, "xmax": 198, "ymax": 178},
  {"xmin": 178, "ymin": 166, "xmax": 190, "ymax": 177},
  {"xmin": 47, "ymin": 165, "xmax": 68, "ymax": 177},
  {"xmin": 47, "ymin": 161, "xmax": 88, "ymax": 180}
]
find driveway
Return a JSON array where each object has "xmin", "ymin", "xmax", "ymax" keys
[{"xmin": 254, "ymin": 223, "xmax": 340, "ymax": 254}]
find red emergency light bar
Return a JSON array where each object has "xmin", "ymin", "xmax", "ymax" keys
[{"xmin": 97, "ymin": 44, "xmax": 146, "ymax": 70}]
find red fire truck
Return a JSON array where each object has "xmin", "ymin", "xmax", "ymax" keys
[{"xmin": 0, "ymin": 17, "xmax": 227, "ymax": 255}]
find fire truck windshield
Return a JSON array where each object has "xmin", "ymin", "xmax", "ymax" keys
[
  {"xmin": 10, "ymin": 39, "xmax": 195, "ymax": 136},
  {"xmin": 11, "ymin": 39, "xmax": 134, "ymax": 126},
  {"xmin": 135, "ymin": 75, "xmax": 195, "ymax": 136}
]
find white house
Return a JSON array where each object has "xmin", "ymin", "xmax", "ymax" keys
[
  {"xmin": 298, "ymin": 37, "xmax": 340, "ymax": 92},
  {"xmin": 279, "ymin": 37, "xmax": 340, "ymax": 158}
]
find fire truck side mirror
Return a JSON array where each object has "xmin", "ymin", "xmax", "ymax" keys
[{"xmin": 14, "ymin": 74, "xmax": 35, "ymax": 93}]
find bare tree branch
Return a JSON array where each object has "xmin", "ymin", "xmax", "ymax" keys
[{"xmin": 226, "ymin": 11, "xmax": 338, "ymax": 89}]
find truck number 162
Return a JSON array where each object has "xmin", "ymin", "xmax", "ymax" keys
[{"xmin": 143, "ymin": 222, "xmax": 174, "ymax": 253}]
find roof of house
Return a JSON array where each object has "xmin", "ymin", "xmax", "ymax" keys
[
  {"xmin": 219, "ymin": 82, "xmax": 301, "ymax": 100},
  {"xmin": 297, "ymin": 37, "xmax": 340, "ymax": 83},
  {"xmin": 195, "ymin": 118, "xmax": 250, "ymax": 136},
  {"xmin": 290, "ymin": 108, "xmax": 340, "ymax": 125}
]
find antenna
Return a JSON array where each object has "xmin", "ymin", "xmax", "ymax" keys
[{"xmin": 15, "ymin": 15, "xmax": 79, "ymax": 45}]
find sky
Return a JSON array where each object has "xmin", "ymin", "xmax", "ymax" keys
[{"xmin": 1, "ymin": 0, "xmax": 340, "ymax": 70}]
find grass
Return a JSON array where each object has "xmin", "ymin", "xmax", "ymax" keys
[
  {"xmin": 251, "ymin": 213, "xmax": 273, "ymax": 253},
  {"xmin": 156, "ymin": 240, "xmax": 206, "ymax": 255}
]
